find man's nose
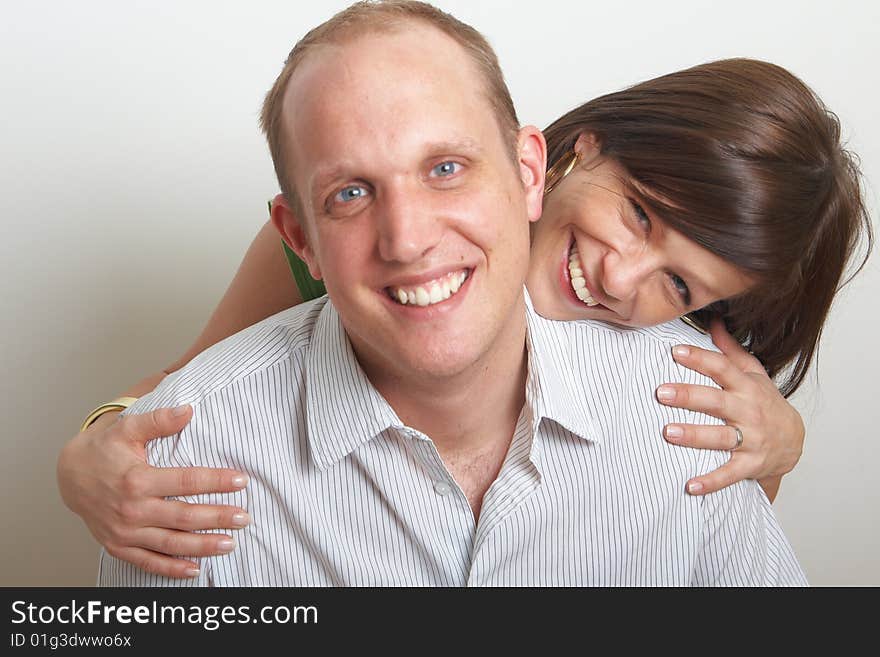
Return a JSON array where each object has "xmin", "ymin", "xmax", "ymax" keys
[{"xmin": 376, "ymin": 185, "xmax": 443, "ymax": 264}]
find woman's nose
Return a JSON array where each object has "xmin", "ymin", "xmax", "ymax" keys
[
  {"xmin": 601, "ymin": 249, "xmax": 656, "ymax": 302},
  {"xmin": 603, "ymin": 263, "xmax": 637, "ymax": 302}
]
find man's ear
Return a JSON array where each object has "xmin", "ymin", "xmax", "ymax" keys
[
  {"xmin": 270, "ymin": 193, "xmax": 323, "ymax": 280},
  {"xmin": 573, "ymin": 131, "xmax": 602, "ymax": 167},
  {"xmin": 516, "ymin": 125, "xmax": 547, "ymax": 223}
]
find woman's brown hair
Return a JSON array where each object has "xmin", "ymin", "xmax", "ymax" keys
[{"xmin": 543, "ymin": 58, "xmax": 873, "ymax": 396}]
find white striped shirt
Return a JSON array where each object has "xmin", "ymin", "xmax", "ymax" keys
[{"xmin": 99, "ymin": 291, "xmax": 806, "ymax": 586}]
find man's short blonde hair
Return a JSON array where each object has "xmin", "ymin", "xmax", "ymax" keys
[{"xmin": 259, "ymin": 0, "xmax": 520, "ymax": 213}]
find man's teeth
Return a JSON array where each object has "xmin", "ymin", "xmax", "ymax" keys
[
  {"xmin": 568, "ymin": 245, "xmax": 600, "ymax": 307},
  {"xmin": 389, "ymin": 270, "xmax": 468, "ymax": 307}
]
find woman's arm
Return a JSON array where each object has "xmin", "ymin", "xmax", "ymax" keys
[
  {"xmin": 57, "ymin": 220, "xmax": 304, "ymax": 578},
  {"xmin": 655, "ymin": 318, "xmax": 805, "ymax": 503},
  {"xmin": 172, "ymin": 220, "xmax": 306, "ymax": 367}
]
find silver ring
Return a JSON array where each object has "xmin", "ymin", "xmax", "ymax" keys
[{"xmin": 729, "ymin": 425, "xmax": 744, "ymax": 451}]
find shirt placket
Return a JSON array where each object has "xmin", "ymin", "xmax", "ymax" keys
[
  {"xmin": 400, "ymin": 428, "xmax": 478, "ymax": 585},
  {"xmin": 466, "ymin": 407, "xmax": 543, "ymax": 586}
]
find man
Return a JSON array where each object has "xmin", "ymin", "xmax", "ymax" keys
[{"xmin": 99, "ymin": 1, "xmax": 805, "ymax": 586}]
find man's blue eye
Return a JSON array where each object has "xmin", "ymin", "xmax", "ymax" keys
[
  {"xmin": 335, "ymin": 185, "xmax": 368, "ymax": 203},
  {"xmin": 431, "ymin": 161, "xmax": 460, "ymax": 177}
]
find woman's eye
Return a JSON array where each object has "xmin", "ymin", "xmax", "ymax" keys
[
  {"xmin": 669, "ymin": 273, "xmax": 692, "ymax": 307},
  {"xmin": 334, "ymin": 185, "xmax": 369, "ymax": 204},
  {"xmin": 430, "ymin": 161, "xmax": 461, "ymax": 178},
  {"xmin": 631, "ymin": 200, "xmax": 651, "ymax": 232}
]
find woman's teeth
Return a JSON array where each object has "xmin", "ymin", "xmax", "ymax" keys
[
  {"xmin": 388, "ymin": 269, "xmax": 469, "ymax": 307},
  {"xmin": 568, "ymin": 245, "xmax": 600, "ymax": 306}
]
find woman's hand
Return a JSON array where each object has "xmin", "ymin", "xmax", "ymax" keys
[
  {"xmin": 655, "ymin": 318, "xmax": 805, "ymax": 502},
  {"xmin": 57, "ymin": 405, "xmax": 251, "ymax": 578}
]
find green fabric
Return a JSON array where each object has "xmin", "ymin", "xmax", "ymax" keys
[{"xmin": 282, "ymin": 240, "xmax": 327, "ymax": 302}]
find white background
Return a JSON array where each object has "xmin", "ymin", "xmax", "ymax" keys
[{"xmin": 1, "ymin": 0, "xmax": 877, "ymax": 585}]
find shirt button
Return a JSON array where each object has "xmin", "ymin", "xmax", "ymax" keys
[{"xmin": 433, "ymin": 481, "xmax": 452, "ymax": 496}]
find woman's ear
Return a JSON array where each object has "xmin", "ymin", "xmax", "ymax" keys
[
  {"xmin": 574, "ymin": 132, "xmax": 602, "ymax": 167},
  {"xmin": 270, "ymin": 193, "xmax": 323, "ymax": 280},
  {"xmin": 516, "ymin": 125, "xmax": 547, "ymax": 223}
]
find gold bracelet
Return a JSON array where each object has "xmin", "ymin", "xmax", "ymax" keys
[{"xmin": 80, "ymin": 396, "xmax": 139, "ymax": 433}]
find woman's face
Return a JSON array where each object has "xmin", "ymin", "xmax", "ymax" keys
[{"xmin": 527, "ymin": 134, "xmax": 754, "ymax": 327}]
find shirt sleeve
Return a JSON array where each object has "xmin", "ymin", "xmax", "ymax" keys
[
  {"xmin": 691, "ymin": 478, "xmax": 808, "ymax": 586},
  {"xmin": 634, "ymin": 327, "xmax": 806, "ymax": 586}
]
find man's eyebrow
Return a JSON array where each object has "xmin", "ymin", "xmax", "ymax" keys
[
  {"xmin": 424, "ymin": 138, "xmax": 485, "ymax": 156},
  {"xmin": 310, "ymin": 165, "xmax": 353, "ymax": 195}
]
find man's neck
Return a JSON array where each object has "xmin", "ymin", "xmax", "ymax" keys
[
  {"xmin": 383, "ymin": 337, "xmax": 528, "ymax": 454},
  {"xmin": 352, "ymin": 296, "xmax": 530, "ymax": 515}
]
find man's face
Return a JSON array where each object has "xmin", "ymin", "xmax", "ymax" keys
[{"xmin": 275, "ymin": 26, "xmax": 544, "ymax": 385}]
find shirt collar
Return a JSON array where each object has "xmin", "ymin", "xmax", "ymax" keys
[
  {"xmin": 523, "ymin": 290, "xmax": 603, "ymax": 444},
  {"xmin": 305, "ymin": 290, "xmax": 604, "ymax": 471},
  {"xmin": 305, "ymin": 300, "xmax": 403, "ymax": 471}
]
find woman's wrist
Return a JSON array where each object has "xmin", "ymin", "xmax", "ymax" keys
[
  {"xmin": 80, "ymin": 397, "xmax": 139, "ymax": 433},
  {"xmin": 79, "ymin": 370, "xmax": 172, "ymax": 435},
  {"xmin": 85, "ymin": 409, "xmax": 123, "ymax": 433},
  {"xmin": 758, "ymin": 475, "xmax": 783, "ymax": 503}
]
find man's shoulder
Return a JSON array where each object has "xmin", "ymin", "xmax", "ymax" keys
[
  {"xmin": 524, "ymin": 289, "xmax": 718, "ymax": 353},
  {"xmin": 570, "ymin": 316, "xmax": 718, "ymax": 353},
  {"xmin": 528, "ymin": 307, "xmax": 727, "ymax": 462},
  {"xmin": 128, "ymin": 296, "xmax": 329, "ymax": 415}
]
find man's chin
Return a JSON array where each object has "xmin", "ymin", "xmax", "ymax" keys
[{"xmin": 394, "ymin": 342, "xmax": 486, "ymax": 381}]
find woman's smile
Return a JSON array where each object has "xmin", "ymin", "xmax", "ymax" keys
[
  {"xmin": 563, "ymin": 235, "xmax": 616, "ymax": 315},
  {"xmin": 526, "ymin": 134, "xmax": 754, "ymax": 328}
]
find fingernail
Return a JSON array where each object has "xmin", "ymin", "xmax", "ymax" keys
[
  {"xmin": 172, "ymin": 404, "xmax": 190, "ymax": 417},
  {"xmin": 218, "ymin": 538, "xmax": 236, "ymax": 553},
  {"xmin": 184, "ymin": 568, "xmax": 200, "ymax": 578},
  {"xmin": 231, "ymin": 474, "xmax": 249, "ymax": 488},
  {"xmin": 687, "ymin": 481, "xmax": 704, "ymax": 494},
  {"xmin": 665, "ymin": 425, "xmax": 683, "ymax": 440},
  {"xmin": 672, "ymin": 345, "xmax": 690, "ymax": 358},
  {"xmin": 232, "ymin": 512, "xmax": 251, "ymax": 527},
  {"xmin": 656, "ymin": 386, "xmax": 676, "ymax": 401}
]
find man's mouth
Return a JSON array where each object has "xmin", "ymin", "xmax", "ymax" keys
[
  {"xmin": 567, "ymin": 242, "xmax": 600, "ymax": 306},
  {"xmin": 386, "ymin": 268, "xmax": 470, "ymax": 307}
]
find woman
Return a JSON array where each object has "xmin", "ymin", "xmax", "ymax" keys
[{"xmin": 58, "ymin": 58, "xmax": 872, "ymax": 579}]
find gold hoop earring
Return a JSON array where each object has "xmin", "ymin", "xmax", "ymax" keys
[
  {"xmin": 544, "ymin": 150, "xmax": 580, "ymax": 196},
  {"xmin": 679, "ymin": 314, "xmax": 708, "ymax": 335}
]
